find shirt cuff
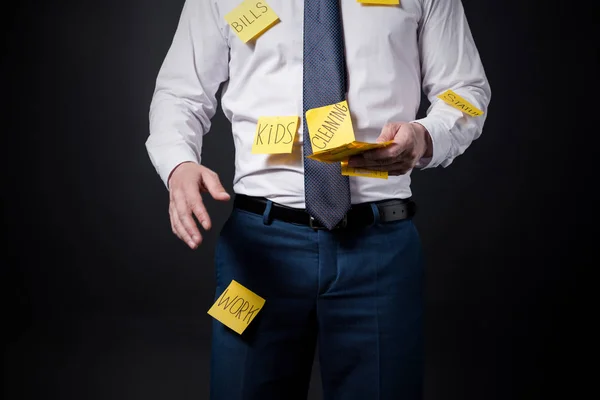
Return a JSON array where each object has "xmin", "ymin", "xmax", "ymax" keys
[
  {"xmin": 411, "ymin": 116, "xmax": 453, "ymax": 169},
  {"xmin": 147, "ymin": 142, "xmax": 200, "ymax": 189}
]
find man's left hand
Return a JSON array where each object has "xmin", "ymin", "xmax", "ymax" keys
[{"xmin": 347, "ymin": 122, "xmax": 432, "ymax": 176}]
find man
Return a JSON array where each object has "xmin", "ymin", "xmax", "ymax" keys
[{"xmin": 146, "ymin": 0, "xmax": 490, "ymax": 398}]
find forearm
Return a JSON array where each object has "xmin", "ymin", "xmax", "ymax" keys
[
  {"xmin": 413, "ymin": 85, "xmax": 490, "ymax": 169},
  {"xmin": 413, "ymin": 0, "xmax": 491, "ymax": 169},
  {"xmin": 146, "ymin": 0, "xmax": 229, "ymax": 188}
]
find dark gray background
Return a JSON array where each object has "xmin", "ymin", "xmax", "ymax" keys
[{"xmin": 2, "ymin": 0, "xmax": 593, "ymax": 399}]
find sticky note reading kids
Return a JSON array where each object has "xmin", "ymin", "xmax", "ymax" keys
[
  {"xmin": 252, "ymin": 116, "xmax": 299, "ymax": 154},
  {"xmin": 207, "ymin": 280, "xmax": 266, "ymax": 335},
  {"xmin": 224, "ymin": 0, "xmax": 280, "ymax": 43}
]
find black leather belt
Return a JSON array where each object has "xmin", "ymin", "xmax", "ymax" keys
[{"xmin": 233, "ymin": 194, "xmax": 416, "ymax": 230}]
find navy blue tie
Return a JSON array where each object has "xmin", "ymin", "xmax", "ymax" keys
[{"xmin": 303, "ymin": 0, "xmax": 351, "ymax": 230}]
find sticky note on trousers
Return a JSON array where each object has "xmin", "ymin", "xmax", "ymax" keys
[
  {"xmin": 305, "ymin": 100, "xmax": 355, "ymax": 153},
  {"xmin": 252, "ymin": 116, "xmax": 299, "ymax": 154},
  {"xmin": 207, "ymin": 280, "xmax": 265, "ymax": 335},
  {"xmin": 437, "ymin": 89, "xmax": 484, "ymax": 117},
  {"xmin": 224, "ymin": 0, "xmax": 279, "ymax": 43}
]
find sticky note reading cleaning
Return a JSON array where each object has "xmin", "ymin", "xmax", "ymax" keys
[
  {"xmin": 357, "ymin": 0, "xmax": 400, "ymax": 5},
  {"xmin": 207, "ymin": 280, "xmax": 265, "ymax": 334},
  {"xmin": 252, "ymin": 116, "xmax": 299, "ymax": 154},
  {"xmin": 307, "ymin": 140, "xmax": 394, "ymax": 163},
  {"xmin": 305, "ymin": 100, "xmax": 355, "ymax": 153},
  {"xmin": 224, "ymin": 0, "xmax": 279, "ymax": 43},
  {"xmin": 341, "ymin": 162, "xmax": 388, "ymax": 179},
  {"xmin": 437, "ymin": 89, "xmax": 484, "ymax": 117}
]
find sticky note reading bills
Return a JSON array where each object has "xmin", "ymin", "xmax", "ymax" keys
[
  {"xmin": 207, "ymin": 280, "xmax": 265, "ymax": 334},
  {"xmin": 224, "ymin": 0, "xmax": 280, "ymax": 43},
  {"xmin": 437, "ymin": 89, "xmax": 484, "ymax": 117}
]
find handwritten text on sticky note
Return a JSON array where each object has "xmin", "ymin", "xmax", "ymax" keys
[
  {"xmin": 252, "ymin": 116, "xmax": 299, "ymax": 154},
  {"xmin": 305, "ymin": 100, "xmax": 355, "ymax": 153},
  {"xmin": 357, "ymin": 0, "xmax": 400, "ymax": 5},
  {"xmin": 224, "ymin": 0, "xmax": 279, "ymax": 43},
  {"xmin": 207, "ymin": 280, "xmax": 265, "ymax": 335},
  {"xmin": 341, "ymin": 162, "xmax": 388, "ymax": 179},
  {"xmin": 437, "ymin": 89, "xmax": 484, "ymax": 117}
]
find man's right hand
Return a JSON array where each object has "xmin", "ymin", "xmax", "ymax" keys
[{"xmin": 167, "ymin": 162, "xmax": 230, "ymax": 249}]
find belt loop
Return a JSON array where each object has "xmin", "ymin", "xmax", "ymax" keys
[
  {"xmin": 370, "ymin": 203, "xmax": 381, "ymax": 226},
  {"xmin": 262, "ymin": 200, "xmax": 273, "ymax": 225}
]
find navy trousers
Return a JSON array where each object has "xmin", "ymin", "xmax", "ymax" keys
[{"xmin": 210, "ymin": 199, "xmax": 424, "ymax": 400}]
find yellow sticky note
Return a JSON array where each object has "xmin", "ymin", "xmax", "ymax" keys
[
  {"xmin": 341, "ymin": 162, "xmax": 388, "ymax": 179},
  {"xmin": 224, "ymin": 0, "xmax": 279, "ymax": 43},
  {"xmin": 358, "ymin": 0, "xmax": 400, "ymax": 5},
  {"xmin": 437, "ymin": 89, "xmax": 484, "ymax": 117},
  {"xmin": 305, "ymin": 100, "xmax": 355, "ymax": 153},
  {"xmin": 307, "ymin": 140, "xmax": 394, "ymax": 162},
  {"xmin": 207, "ymin": 280, "xmax": 265, "ymax": 335},
  {"xmin": 252, "ymin": 116, "xmax": 299, "ymax": 154}
]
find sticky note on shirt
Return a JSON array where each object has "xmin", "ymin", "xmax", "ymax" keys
[
  {"xmin": 224, "ymin": 0, "xmax": 279, "ymax": 43},
  {"xmin": 341, "ymin": 162, "xmax": 388, "ymax": 179},
  {"xmin": 307, "ymin": 140, "xmax": 394, "ymax": 162},
  {"xmin": 305, "ymin": 100, "xmax": 355, "ymax": 153},
  {"xmin": 252, "ymin": 116, "xmax": 299, "ymax": 154},
  {"xmin": 437, "ymin": 89, "xmax": 484, "ymax": 117},
  {"xmin": 357, "ymin": 0, "xmax": 400, "ymax": 5},
  {"xmin": 207, "ymin": 280, "xmax": 265, "ymax": 335}
]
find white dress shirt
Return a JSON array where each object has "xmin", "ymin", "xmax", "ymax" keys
[{"xmin": 147, "ymin": 0, "xmax": 491, "ymax": 208}]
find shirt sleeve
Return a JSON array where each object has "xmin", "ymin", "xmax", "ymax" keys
[
  {"xmin": 146, "ymin": 0, "xmax": 229, "ymax": 188},
  {"xmin": 412, "ymin": 0, "xmax": 492, "ymax": 169}
]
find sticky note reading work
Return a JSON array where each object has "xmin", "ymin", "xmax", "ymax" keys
[
  {"xmin": 252, "ymin": 116, "xmax": 299, "ymax": 154},
  {"xmin": 224, "ymin": 0, "xmax": 279, "ymax": 43},
  {"xmin": 207, "ymin": 280, "xmax": 265, "ymax": 334},
  {"xmin": 437, "ymin": 89, "xmax": 484, "ymax": 117},
  {"xmin": 357, "ymin": 0, "xmax": 400, "ymax": 5},
  {"xmin": 305, "ymin": 100, "xmax": 355, "ymax": 153},
  {"xmin": 341, "ymin": 162, "xmax": 388, "ymax": 179}
]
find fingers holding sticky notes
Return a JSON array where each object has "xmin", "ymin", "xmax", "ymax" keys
[
  {"xmin": 224, "ymin": 0, "xmax": 280, "ymax": 43},
  {"xmin": 304, "ymin": 100, "xmax": 392, "ymax": 160},
  {"xmin": 208, "ymin": 280, "xmax": 265, "ymax": 335},
  {"xmin": 304, "ymin": 100, "xmax": 394, "ymax": 178}
]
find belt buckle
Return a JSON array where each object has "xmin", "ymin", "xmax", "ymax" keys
[{"xmin": 309, "ymin": 215, "xmax": 348, "ymax": 230}]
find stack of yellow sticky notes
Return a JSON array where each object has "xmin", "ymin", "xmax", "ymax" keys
[{"xmin": 305, "ymin": 100, "xmax": 393, "ymax": 179}]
